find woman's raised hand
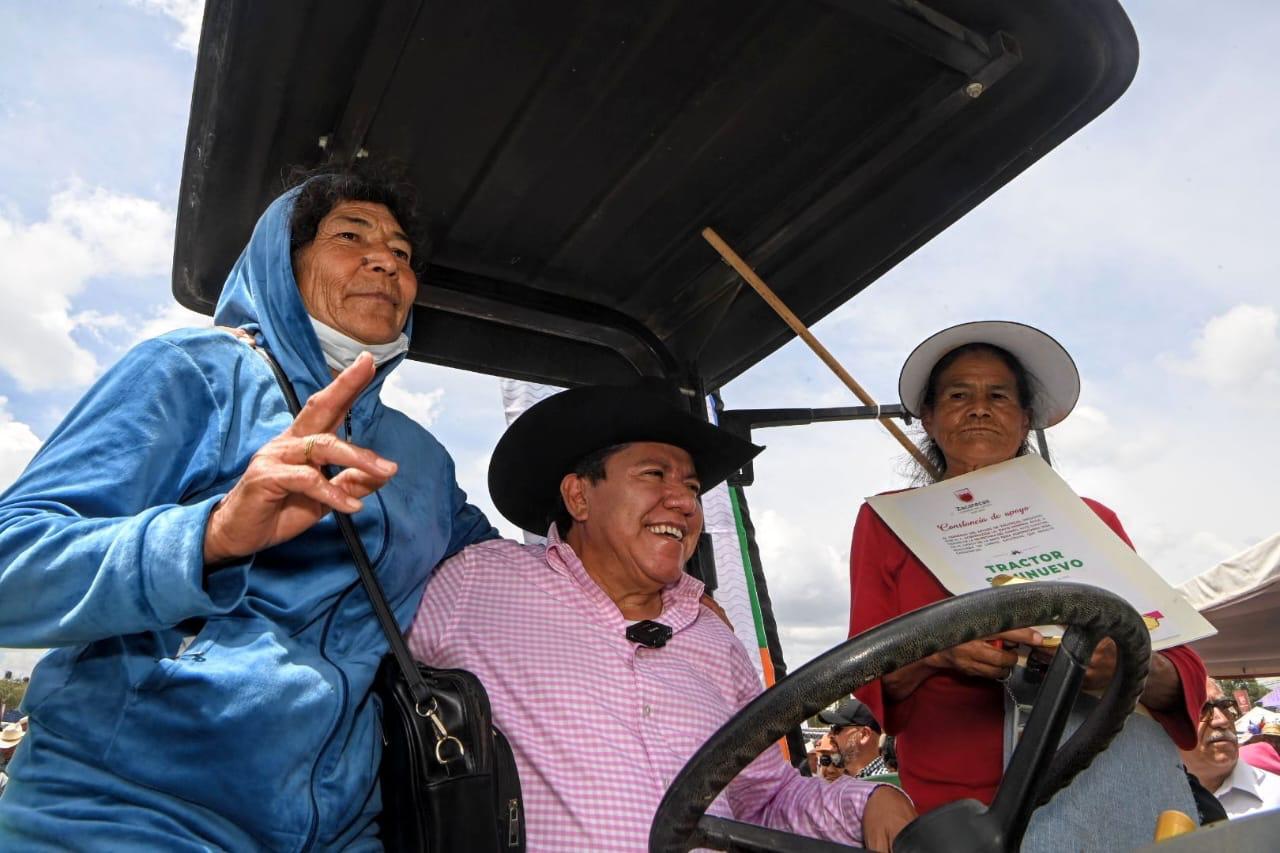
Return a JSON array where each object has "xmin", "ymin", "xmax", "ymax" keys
[{"xmin": 202, "ymin": 352, "xmax": 398, "ymax": 566}]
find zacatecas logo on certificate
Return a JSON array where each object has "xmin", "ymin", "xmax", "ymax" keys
[{"xmin": 866, "ymin": 455, "xmax": 1215, "ymax": 651}]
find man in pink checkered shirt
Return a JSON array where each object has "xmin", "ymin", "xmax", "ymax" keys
[{"xmin": 407, "ymin": 383, "xmax": 915, "ymax": 851}]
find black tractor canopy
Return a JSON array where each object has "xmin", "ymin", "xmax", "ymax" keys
[{"xmin": 175, "ymin": 0, "xmax": 1137, "ymax": 389}]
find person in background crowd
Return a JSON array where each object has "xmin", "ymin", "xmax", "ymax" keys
[
  {"xmin": 848, "ymin": 321, "xmax": 1208, "ymax": 851},
  {"xmin": 879, "ymin": 735, "xmax": 899, "ymax": 774},
  {"xmin": 1183, "ymin": 766, "xmax": 1229, "ymax": 827},
  {"xmin": 805, "ymin": 745, "xmax": 822, "ymax": 777},
  {"xmin": 0, "ymin": 723, "xmax": 23, "ymax": 768},
  {"xmin": 1181, "ymin": 679, "xmax": 1280, "ymax": 818},
  {"xmin": 1240, "ymin": 719, "xmax": 1280, "ymax": 775},
  {"xmin": 0, "ymin": 723, "xmax": 25, "ymax": 796},
  {"xmin": 812, "ymin": 733, "xmax": 845, "ymax": 783},
  {"xmin": 0, "ymin": 164, "xmax": 496, "ymax": 849},
  {"xmin": 818, "ymin": 699, "xmax": 889, "ymax": 779},
  {"xmin": 408, "ymin": 383, "xmax": 917, "ymax": 851}
]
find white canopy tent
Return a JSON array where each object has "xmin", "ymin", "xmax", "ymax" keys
[{"xmin": 1177, "ymin": 532, "xmax": 1280, "ymax": 677}]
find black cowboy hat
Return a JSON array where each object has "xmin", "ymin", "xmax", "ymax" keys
[{"xmin": 488, "ymin": 382, "xmax": 763, "ymax": 534}]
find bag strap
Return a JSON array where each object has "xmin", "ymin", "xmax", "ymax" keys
[{"xmin": 252, "ymin": 344, "xmax": 435, "ymax": 708}]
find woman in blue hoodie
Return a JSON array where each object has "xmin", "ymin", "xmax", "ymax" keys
[{"xmin": 0, "ymin": 166, "xmax": 497, "ymax": 850}]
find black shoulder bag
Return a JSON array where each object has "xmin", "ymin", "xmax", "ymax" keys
[{"xmin": 255, "ymin": 347, "xmax": 525, "ymax": 852}]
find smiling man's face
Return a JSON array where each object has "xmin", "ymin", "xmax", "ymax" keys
[
  {"xmin": 293, "ymin": 200, "xmax": 417, "ymax": 344},
  {"xmin": 563, "ymin": 442, "xmax": 703, "ymax": 597}
]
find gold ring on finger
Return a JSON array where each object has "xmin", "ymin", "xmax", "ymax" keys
[{"xmin": 303, "ymin": 435, "xmax": 318, "ymax": 466}]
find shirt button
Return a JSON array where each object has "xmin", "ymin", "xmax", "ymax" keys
[{"xmin": 642, "ymin": 704, "xmax": 652, "ymax": 717}]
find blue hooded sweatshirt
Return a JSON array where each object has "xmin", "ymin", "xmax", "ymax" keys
[{"xmin": 0, "ymin": 187, "xmax": 497, "ymax": 850}]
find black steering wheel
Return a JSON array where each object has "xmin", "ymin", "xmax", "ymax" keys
[{"xmin": 649, "ymin": 581, "xmax": 1152, "ymax": 853}]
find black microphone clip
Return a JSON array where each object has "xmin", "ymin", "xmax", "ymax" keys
[{"xmin": 626, "ymin": 620, "xmax": 673, "ymax": 649}]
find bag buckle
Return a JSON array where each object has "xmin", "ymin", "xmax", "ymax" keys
[
  {"xmin": 507, "ymin": 798, "xmax": 521, "ymax": 846},
  {"xmin": 416, "ymin": 697, "xmax": 466, "ymax": 763}
]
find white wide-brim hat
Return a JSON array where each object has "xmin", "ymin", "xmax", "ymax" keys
[
  {"xmin": 0, "ymin": 722, "xmax": 24, "ymax": 748},
  {"xmin": 898, "ymin": 321, "xmax": 1080, "ymax": 429}
]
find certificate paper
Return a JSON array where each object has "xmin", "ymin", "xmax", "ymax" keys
[{"xmin": 866, "ymin": 455, "xmax": 1215, "ymax": 651}]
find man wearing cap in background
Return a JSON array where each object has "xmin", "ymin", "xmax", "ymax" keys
[
  {"xmin": 406, "ymin": 383, "xmax": 916, "ymax": 851},
  {"xmin": 819, "ymin": 698, "xmax": 889, "ymax": 780},
  {"xmin": 1181, "ymin": 678, "xmax": 1280, "ymax": 819}
]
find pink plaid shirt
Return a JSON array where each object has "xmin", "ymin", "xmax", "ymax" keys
[{"xmin": 407, "ymin": 529, "xmax": 883, "ymax": 851}]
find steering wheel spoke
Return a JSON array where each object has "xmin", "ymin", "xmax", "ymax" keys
[{"xmin": 988, "ymin": 625, "xmax": 1096, "ymax": 841}]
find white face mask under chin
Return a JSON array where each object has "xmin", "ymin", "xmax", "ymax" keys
[{"xmin": 309, "ymin": 317, "xmax": 409, "ymax": 372}]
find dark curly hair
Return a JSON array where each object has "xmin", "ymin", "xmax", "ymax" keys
[
  {"xmin": 285, "ymin": 161, "xmax": 429, "ymax": 276},
  {"xmin": 913, "ymin": 342, "xmax": 1036, "ymax": 482},
  {"xmin": 549, "ymin": 443, "xmax": 631, "ymax": 535}
]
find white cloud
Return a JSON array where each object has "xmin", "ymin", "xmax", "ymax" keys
[
  {"xmin": 1129, "ymin": 523, "xmax": 1251, "ymax": 587},
  {"xmin": 132, "ymin": 302, "xmax": 210, "ymax": 344},
  {"xmin": 753, "ymin": 505, "xmax": 851, "ymax": 669},
  {"xmin": 0, "ymin": 397, "xmax": 42, "ymax": 491},
  {"xmin": 129, "ymin": 0, "xmax": 204, "ymax": 54},
  {"xmin": 0, "ymin": 647, "xmax": 46, "ymax": 680},
  {"xmin": 71, "ymin": 310, "xmax": 129, "ymax": 336},
  {"xmin": 1048, "ymin": 403, "xmax": 1168, "ymax": 478},
  {"xmin": 381, "ymin": 373, "xmax": 445, "ymax": 428},
  {"xmin": 1165, "ymin": 304, "xmax": 1280, "ymax": 403},
  {"xmin": 0, "ymin": 186, "xmax": 174, "ymax": 391},
  {"xmin": 49, "ymin": 187, "xmax": 174, "ymax": 277},
  {"xmin": 0, "ymin": 215, "xmax": 98, "ymax": 389},
  {"xmin": 713, "ymin": 415, "xmax": 915, "ymax": 668}
]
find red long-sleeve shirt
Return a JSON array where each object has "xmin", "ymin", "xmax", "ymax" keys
[{"xmin": 848, "ymin": 496, "xmax": 1207, "ymax": 814}]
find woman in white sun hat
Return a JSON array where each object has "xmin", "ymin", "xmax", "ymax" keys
[{"xmin": 846, "ymin": 321, "xmax": 1209, "ymax": 850}]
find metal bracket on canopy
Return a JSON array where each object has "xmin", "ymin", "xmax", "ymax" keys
[
  {"xmin": 719, "ymin": 404, "xmax": 1054, "ymax": 485},
  {"xmin": 719, "ymin": 404, "xmax": 913, "ymax": 486}
]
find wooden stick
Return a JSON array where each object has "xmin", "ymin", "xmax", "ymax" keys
[{"xmin": 702, "ymin": 226, "xmax": 942, "ymax": 480}]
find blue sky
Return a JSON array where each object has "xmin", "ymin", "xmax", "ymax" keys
[{"xmin": 1, "ymin": 1, "xmax": 1277, "ymax": 675}]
